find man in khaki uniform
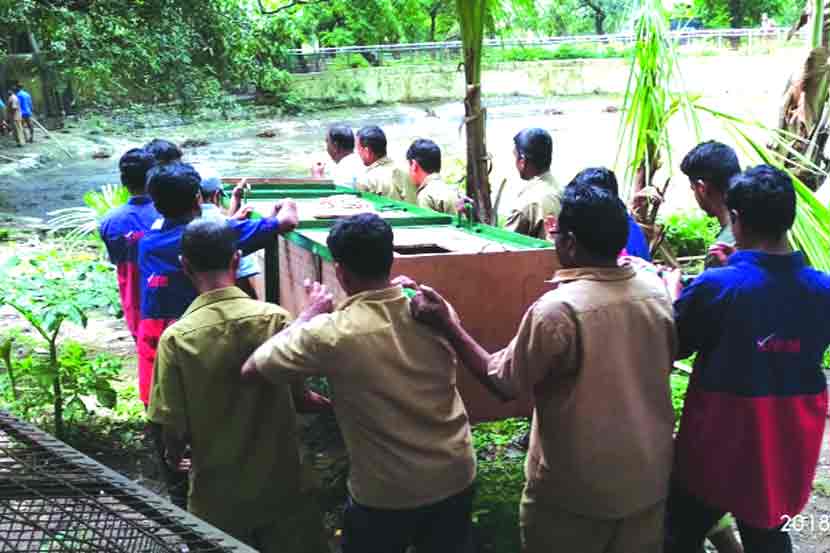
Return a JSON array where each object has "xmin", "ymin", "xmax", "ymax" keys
[
  {"xmin": 412, "ymin": 185, "xmax": 676, "ymax": 553},
  {"xmin": 504, "ymin": 128, "xmax": 562, "ymax": 239},
  {"xmin": 406, "ymin": 138, "xmax": 460, "ymax": 214},
  {"xmin": 148, "ymin": 219, "xmax": 329, "ymax": 553},
  {"xmin": 355, "ymin": 125, "xmax": 415, "ymax": 203},
  {"xmin": 6, "ymin": 90, "xmax": 24, "ymax": 147},
  {"xmin": 242, "ymin": 213, "xmax": 476, "ymax": 553}
]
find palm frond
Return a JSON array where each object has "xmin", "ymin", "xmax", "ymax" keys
[{"xmin": 46, "ymin": 184, "xmax": 130, "ymax": 241}]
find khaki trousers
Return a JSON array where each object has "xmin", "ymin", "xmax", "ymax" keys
[
  {"xmin": 11, "ymin": 119, "xmax": 24, "ymax": 145},
  {"xmin": 520, "ymin": 494, "xmax": 665, "ymax": 553},
  {"xmin": 220, "ymin": 497, "xmax": 329, "ymax": 553}
]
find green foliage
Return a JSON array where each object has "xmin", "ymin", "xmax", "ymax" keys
[
  {"xmin": 472, "ymin": 418, "xmax": 528, "ymax": 553},
  {"xmin": 48, "ymin": 183, "xmax": 129, "ymax": 240},
  {"xmin": 659, "ymin": 210, "xmax": 720, "ymax": 257},
  {"xmin": 670, "ymin": 371, "xmax": 690, "ymax": 423},
  {"xmin": 329, "ymin": 54, "xmax": 372, "ymax": 70},
  {"xmin": 693, "ymin": 0, "xmax": 800, "ymax": 28},
  {"xmin": 0, "ymin": 247, "xmax": 121, "ymax": 438},
  {"xmin": 485, "ymin": 43, "xmax": 631, "ymax": 63}
]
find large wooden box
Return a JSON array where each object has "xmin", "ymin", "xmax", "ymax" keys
[{"xmin": 275, "ymin": 224, "xmax": 559, "ymax": 423}]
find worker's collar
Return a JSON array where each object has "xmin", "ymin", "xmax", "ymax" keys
[
  {"xmin": 184, "ymin": 286, "xmax": 249, "ymax": 317},
  {"xmin": 338, "ymin": 286, "xmax": 403, "ymax": 311},
  {"xmin": 550, "ymin": 264, "xmax": 637, "ymax": 285},
  {"xmin": 418, "ymin": 173, "xmax": 443, "ymax": 193}
]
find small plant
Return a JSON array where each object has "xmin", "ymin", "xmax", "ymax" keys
[
  {"xmin": 329, "ymin": 54, "xmax": 371, "ymax": 70},
  {"xmin": 47, "ymin": 183, "xmax": 130, "ymax": 240},
  {"xmin": 0, "ymin": 249, "xmax": 121, "ymax": 439},
  {"xmin": 659, "ymin": 210, "xmax": 720, "ymax": 258}
]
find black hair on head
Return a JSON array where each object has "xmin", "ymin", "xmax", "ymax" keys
[
  {"xmin": 680, "ymin": 141, "xmax": 741, "ymax": 193},
  {"xmin": 513, "ymin": 128, "xmax": 553, "ymax": 172},
  {"xmin": 406, "ymin": 139, "xmax": 442, "ymax": 174},
  {"xmin": 181, "ymin": 219, "xmax": 238, "ymax": 272},
  {"xmin": 328, "ymin": 125, "xmax": 355, "ymax": 152},
  {"xmin": 119, "ymin": 148, "xmax": 158, "ymax": 193},
  {"xmin": 357, "ymin": 126, "xmax": 387, "ymax": 158},
  {"xmin": 327, "ymin": 213, "xmax": 394, "ymax": 279},
  {"xmin": 144, "ymin": 138, "xmax": 183, "ymax": 164},
  {"xmin": 558, "ymin": 185, "xmax": 629, "ymax": 258},
  {"xmin": 568, "ymin": 167, "xmax": 619, "ymax": 197},
  {"xmin": 147, "ymin": 162, "xmax": 201, "ymax": 219},
  {"xmin": 726, "ymin": 164, "xmax": 796, "ymax": 240}
]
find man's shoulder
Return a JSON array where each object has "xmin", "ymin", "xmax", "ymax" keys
[{"xmin": 171, "ymin": 298, "xmax": 290, "ymax": 335}]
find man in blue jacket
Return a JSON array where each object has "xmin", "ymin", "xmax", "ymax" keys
[{"xmin": 13, "ymin": 83, "xmax": 34, "ymax": 144}]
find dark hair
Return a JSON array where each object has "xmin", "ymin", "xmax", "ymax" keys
[
  {"xmin": 147, "ymin": 162, "xmax": 201, "ymax": 218},
  {"xmin": 680, "ymin": 141, "xmax": 741, "ymax": 193},
  {"xmin": 357, "ymin": 126, "xmax": 387, "ymax": 158},
  {"xmin": 328, "ymin": 125, "xmax": 355, "ymax": 152},
  {"xmin": 406, "ymin": 139, "xmax": 442, "ymax": 174},
  {"xmin": 13, "ymin": 83, "xmax": 21, "ymax": 92},
  {"xmin": 119, "ymin": 148, "xmax": 158, "ymax": 193},
  {"xmin": 144, "ymin": 139, "xmax": 183, "ymax": 164},
  {"xmin": 558, "ymin": 185, "xmax": 629, "ymax": 258},
  {"xmin": 327, "ymin": 213, "xmax": 394, "ymax": 279},
  {"xmin": 726, "ymin": 164, "xmax": 795, "ymax": 239},
  {"xmin": 513, "ymin": 128, "xmax": 553, "ymax": 172},
  {"xmin": 181, "ymin": 219, "xmax": 238, "ymax": 272},
  {"xmin": 568, "ymin": 167, "xmax": 619, "ymax": 197}
]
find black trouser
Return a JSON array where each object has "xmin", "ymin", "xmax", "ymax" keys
[
  {"xmin": 665, "ymin": 484, "xmax": 792, "ymax": 553},
  {"xmin": 342, "ymin": 485, "xmax": 475, "ymax": 553}
]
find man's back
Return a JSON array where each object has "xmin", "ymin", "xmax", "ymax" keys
[
  {"xmin": 359, "ymin": 157, "xmax": 415, "ymax": 203},
  {"xmin": 99, "ymin": 197, "xmax": 160, "ymax": 338},
  {"xmin": 256, "ymin": 286, "xmax": 476, "ymax": 510},
  {"xmin": 148, "ymin": 288, "xmax": 304, "ymax": 530},
  {"xmin": 515, "ymin": 267, "xmax": 675, "ymax": 518},
  {"xmin": 17, "ymin": 90, "xmax": 32, "ymax": 117},
  {"xmin": 674, "ymin": 251, "xmax": 830, "ymax": 528},
  {"xmin": 504, "ymin": 172, "xmax": 562, "ymax": 239}
]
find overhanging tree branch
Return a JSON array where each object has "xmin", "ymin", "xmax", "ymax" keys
[{"xmin": 257, "ymin": 0, "xmax": 331, "ymax": 15}]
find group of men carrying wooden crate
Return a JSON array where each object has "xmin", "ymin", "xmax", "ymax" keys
[{"xmin": 95, "ymin": 126, "xmax": 830, "ymax": 553}]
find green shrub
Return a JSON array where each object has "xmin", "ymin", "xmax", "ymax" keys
[
  {"xmin": 659, "ymin": 210, "xmax": 720, "ymax": 258},
  {"xmin": 329, "ymin": 54, "xmax": 371, "ymax": 70}
]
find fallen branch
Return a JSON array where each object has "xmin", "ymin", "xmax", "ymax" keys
[{"xmin": 31, "ymin": 118, "xmax": 73, "ymax": 159}]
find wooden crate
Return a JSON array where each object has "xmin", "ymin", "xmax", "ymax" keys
[{"xmin": 276, "ymin": 225, "xmax": 559, "ymax": 422}]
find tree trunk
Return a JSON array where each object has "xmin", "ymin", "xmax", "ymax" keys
[
  {"xmin": 595, "ymin": 15, "xmax": 605, "ymax": 35},
  {"xmin": 50, "ymin": 341, "xmax": 64, "ymax": 440},
  {"xmin": 457, "ymin": 0, "xmax": 493, "ymax": 224}
]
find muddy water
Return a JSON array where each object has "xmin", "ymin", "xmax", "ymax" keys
[{"xmin": 0, "ymin": 91, "xmax": 778, "ymax": 218}]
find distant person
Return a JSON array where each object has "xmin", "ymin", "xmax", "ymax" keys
[
  {"xmin": 13, "ymin": 83, "xmax": 34, "ymax": 143},
  {"xmin": 355, "ymin": 125, "xmax": 415, "ymax": 203},
  {"xmin": 406, "ymin": 139, "xmax": 459, "ymax": 214},
  {"xmin": 243, "ymin": 214, "xmax": 476, "ymax": 553},
  {"xmin": 312, "ymin": 125, "xmax": 365, "ymax": 188},
  {"xmin": 665, "ymin": 165, "xmax": 830, "ymax": 553},
  {"xmin": 144, "ymin": 138, "xmax": 183, "ymax": 165},
  {"xmin": 0, "ymin": 96, "xmax": 8, "ymax": 136},
  {"xmin": 411, "ymin": 185, "xmax": 675, "ymax": 553},
  {"xmin": 680, "ymin": 141, "xmax": 741, "ymax": 268},
  {"xmin": 198, "ymin": 168, "xmax": 266, "ymax": 300},
  {"xmin": 566, "ymin": 167, "xmax": 651, "ymax": 260},
  {"xmin": 6, "ymin": 90, "xmax": 23, "ymax": 147},
  {"xmin": 504, "ymin": 128, "xmax": 562, "ymax": 240},
  {"xmin": 148, "ymin": 219, "xmax": 328, "ymax": 553},
  {"xmin": 99, "ymin": 148, "xmax": 160, "ymax": 341}
]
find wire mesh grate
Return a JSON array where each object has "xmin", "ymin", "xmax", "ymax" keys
[{"xmin": 0, "ymin": 411, "xmax": 252, "ymax": 553}]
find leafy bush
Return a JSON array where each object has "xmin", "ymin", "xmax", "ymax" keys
[
  {"xmin": 329, "ymin": 54, "xmax": 371, "ymax": 70},
  {"xmin": 0, "ymin": 247, "xmax": 121, "ymax": 438},
  {"xmin": 659, "ymin": 210, "xmax": 720, "ymax": 257}
]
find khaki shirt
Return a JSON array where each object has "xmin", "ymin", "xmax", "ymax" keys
[
  {"xmin": 253, "ymin": 286, "xmax": 476, "ymax": 509},
  {"xmin": 489, "ymin": 266, "xmax": 676, "ymax": 519},
  {"xmin": 504, "ymin": 171, "xmax": 562, "ymax": 240},
  {"xmin": 417, "ymin": 173, "xmax": 460, "ymax": 214},
  {"xmin": 147, "ymin": 287, "xmax": 306, "ymax": 531},
  {"xmin": 357, "ymin": 156, "xmax": 416, "ymax": 204}
]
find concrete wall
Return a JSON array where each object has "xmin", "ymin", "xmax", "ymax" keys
[{"xmin": 292, "ymin": 50, "xmax": 801, "ymax": 105}]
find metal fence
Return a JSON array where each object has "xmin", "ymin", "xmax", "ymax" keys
[
  {"xmin": 0, "ymin": 411, "xmax": 255, "ymax": 553},
  {"xmin": 285, "ymin": 27, "xmax": 804, "ymax": 73}
]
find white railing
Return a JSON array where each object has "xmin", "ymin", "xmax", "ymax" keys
[{"xmin": 287, "ymin": 27, "xmax": 801, "ymax": 58}]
